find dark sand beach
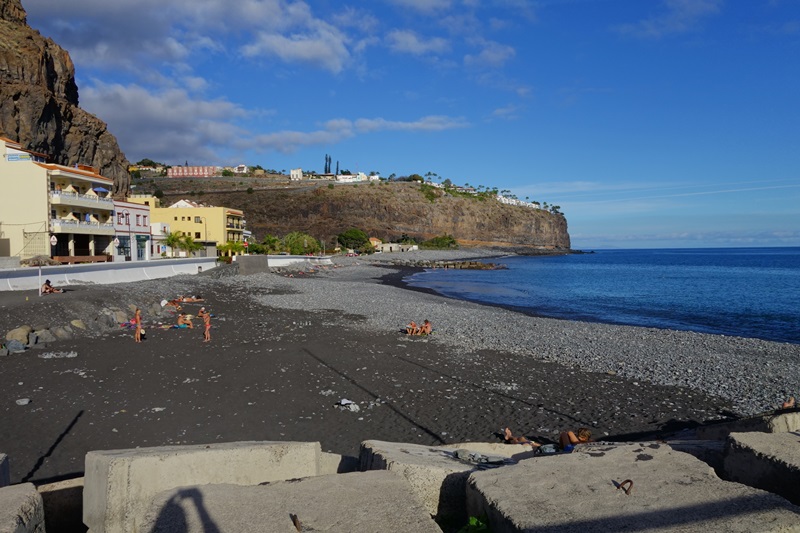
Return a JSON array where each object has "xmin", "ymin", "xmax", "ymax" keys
[{"xmin": 0, "ymin": 256, "xmax": 758, "ymax": 485}]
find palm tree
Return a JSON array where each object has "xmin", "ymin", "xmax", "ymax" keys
[
  {"xmin": 164, "ymin": 231, "xmax": 182, "ymax": 258},
  {"xmin": 180, "ymin": 235, "xmax": 204, "ymax": 256}
]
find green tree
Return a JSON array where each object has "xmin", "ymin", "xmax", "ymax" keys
[
  {"xmin": 261, "ymin": 234, "xmax": 281, "ymax": 253},
  {"xmin": 337, "ymin": 228, "xmax": 369, "ymax": 251},
  {"xmin": 153, "ymin": 189, "xmax": 164, "ymax": 199},
  {"xmin": 420, "ymin": 234, "xmax": 459, "ymax": 250},
  {"xmin": 221, "ymin": 169, "xmax": 234, "ymax": 177},
  {"xmin": 180, "ymin": 235, "xmax": 204, "ymax": 256},
  {"xmin": 283, "ymin": 232, "xmax": 321, "ymax": 255}
]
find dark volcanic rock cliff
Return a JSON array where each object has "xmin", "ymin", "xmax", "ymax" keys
[
  {"xmin": 178, "ymin": 182, "xmax": 571, "ymax": 251},
  {"xmin": 0, "ymin": 0, "xmax": 130, "ymax": 196}
]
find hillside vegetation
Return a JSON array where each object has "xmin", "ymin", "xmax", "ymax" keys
[{"xmin": 141, "ymin": 177, "xmax": 571, "ymax": 252}]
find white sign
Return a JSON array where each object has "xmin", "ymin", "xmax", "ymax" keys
[
  {"xmin": 49, "ymin": 235, "xmax": 57, "ymax": 246},
  {"xmin": 113, "ymin": 238, "xmax": 120, "ymax": 246}
]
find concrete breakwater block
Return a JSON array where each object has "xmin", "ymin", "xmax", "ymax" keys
[
  {"xmin": 142, "ymin": 471, "xmax": 442, "ymax": 533},
  {"xmin": 0, "ymin": 483, "xmax": 45, "ymax": 533},
  {"xmin": 0, "ymin": 455, "xmax": 8, "ymax": 488},
  {"xmin": 37, "ymin": 477, "xmax": 84, "ymax": 533},
  {"xmin": 360, "ymin": 440, "xmax": 531, "ymax": 525},
  {"xmin": 84, "ymin": 441, "xmax": 327, "ymax": 533},
  {"xmin": 466, "ymin": 442, "xmax": 800, "ymax": 532},
  {"xmin": 723, "ymin": 432, "xmax": 800, "ymax": 506},
  {"xmin": 695, "ymin": 411, "xmax": 800, "ymax": 440}
]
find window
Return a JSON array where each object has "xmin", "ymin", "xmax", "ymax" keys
[
  {"xmin": 195, "ymin": 232, "xmax": 201, "ymax": 239},
  {"xmin": 195, "ymin": 216, "xmax": 202, "ymax": 223},
  {"xmin": 136, "ymin": 214, "xmax": 141, "ymax": 226},
  {"xmin": 174, "ymin": 216, "xmax": 178, "ymax": 221},
  {"xmin": 143, "ymin": 216, "xmax": 148, "ymax": 225},
  {"xmin": 181, "ymin": 216, "xmax": 186, "ymax": 221},
  {"xmin": 117, "ymin": 213, "xmax": 124, "ymax": 225}
]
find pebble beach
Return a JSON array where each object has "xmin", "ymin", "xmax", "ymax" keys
[{"xmin": 1, "ymin": 249, "xmax": 798, "ymax": 485}]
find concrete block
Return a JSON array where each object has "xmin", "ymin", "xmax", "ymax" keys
[
  {"xmin": 142, "ymin": 471, "xmax": 442, "ymax": 533},
  {"xmin": 318, "ymin": 452, "xmax": 359, "ymax": 475},
  {"xmin": 0, "ymin": 456, "xmax": 8, "ymax": 488},
  {"xmin": 0, "ymin": 483, "xmax": 45, "ymax": 533},
  {"xmin": 723, "ymin": 432, "xmax": 800, "ymax": 506},
  {"xmin": 37, "ymin": 477, "xmax": 83, "ymax": 533},
  {"xmin": 466, "ymin": 442, "xmax": 800, "ymax": 532},
  {"xmin": 360, "ymin": 440, "xmax": 525, "ymax": 526},
  {"xmin": 84, "ymin": 441, "xmax": 323, "ymax": 533},
  {"xmin": 696, "ymin": 411, "xmax": 800, "ymax": 440}
]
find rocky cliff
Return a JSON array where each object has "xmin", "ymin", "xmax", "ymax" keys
[
  {"xmin": 0, "ymin": 0, "xmax": 130, "ymax": 196},
  {"xmin": 172, "ymin": 182, "xmax": 571, "ymax": 251}
]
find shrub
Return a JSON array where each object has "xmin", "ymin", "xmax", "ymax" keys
[
  {"xmin": 420, "ymin": 234, "xmax": 458, "ymax": 249},
  {"xmin": 328, "ymin": 183, "xmax": 334, "ymax": 189}
]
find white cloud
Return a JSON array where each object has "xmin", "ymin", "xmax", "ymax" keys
[
  {"xmin": 241, "ymin": 25, "xmax": 351, "ymax": 73},
  {"xmin": 353, "ymin": 115, "xmax": 469, "ymax": 132},
  {"xmin": 490, "ymin": 104, "xmax": 524, "ymax": 120},
  {"xmin": 386, "ymin": 0, "xmax": 453, "ymax": 14},
  {"xmin": 616, "ymin": 0, "xmax": 723, "ymax": 38},
  {"xmin": 386, "ymin": 30, "xmax": 450, "ymax": 56},
  {"xmin": 80, "ymin": 81, "xmax": 248, "ymax": 164},
  {"xmin": 464, "ymin": 39, "xmax": 515, "ymax": 68}
]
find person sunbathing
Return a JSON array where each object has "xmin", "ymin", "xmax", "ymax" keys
[
  {"xmin": 503, "ymin": 427, "xmax": 540, "ymax": 448},
  {"xmin": 176, "ymin": 313, "xmax": 194, "ymax": 329},
  {"xmin": 417, "ymin": 319, "xmax": 432, "ymax": 335},
  {"xmin": 781, "ymin": 396, "xmax": 795, "ymax": 409},
  {"xmin": 559, "ymin": 428, "xmax": 592, "ymax": 451},
  {"xmin": 41, "ymin": 279, "xmax": 63, "ymax": 294},
  {"xmin": 406, "ymin": 321, "xmax": 419, "ymax": 335}
]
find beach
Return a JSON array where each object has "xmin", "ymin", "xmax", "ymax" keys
[{"xmin": 1, "ymin": 250, "xmax": 798, "ymax": 486}]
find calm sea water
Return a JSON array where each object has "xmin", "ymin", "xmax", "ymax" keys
[{"xmin": 405, "ymin": 247, "xmax": 800, "ymax": 345}]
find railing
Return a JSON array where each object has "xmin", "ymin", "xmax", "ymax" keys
[
  {"xmin": 52, "ymin": 255, "xmax": 113, "ymax": 264},
  {"xmin": 51, "ymin": 219, "xmax": 114, "ymax": 228},
  {"xmin": 50, "ymin": 190, "xmax": 114, "ymax": 204}
]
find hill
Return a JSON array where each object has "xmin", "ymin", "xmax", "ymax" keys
[
  {"xmin": 141, "ymin": 177, "xmax": 571, "ymax": 252},
  {"xmin": 0, "ymin": 0, "xmax": 131, "ymax": 193}
]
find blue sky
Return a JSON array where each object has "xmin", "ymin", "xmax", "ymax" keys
[{"xmin": 23, "ymin": 0, "xmax": 800, "ymax": 249}]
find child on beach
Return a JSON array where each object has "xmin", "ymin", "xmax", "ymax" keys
[
  {"xmin": 202, "ymin": 311, "xmax": 211, "ymax": 342},
  {"xmin": 133, "ymin": 308, "xmax": 143, "ymax": 343}
]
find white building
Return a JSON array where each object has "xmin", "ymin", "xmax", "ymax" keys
[{"xmin": 113, "ymin": 201, "xmax": 152, "ymax": 261}]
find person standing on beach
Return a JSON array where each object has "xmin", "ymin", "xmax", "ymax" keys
[
  {"xmin": 202, "ymin": 310, "xmax": 211, "ymax": 342},
  {"xmin": 134, "ymin": 308, "xmax": 143, "ymax": 343}
]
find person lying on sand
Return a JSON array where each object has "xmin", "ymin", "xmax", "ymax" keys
[
  {"xmin": 503, "ymin": 427, "xmax": 540, "ymax": 448},
  {"xmin": 176, "ymin": 313, "xmax": 194, "ymax": 329},
  {"xmin": 781, "ymin": 396, "xmax": 795, "ymax": 409},
  {"xmin": 41, "ymin": 279, "xmax": 63, "ymax": 294},
  {"xmin": 559, "ymin": 428, "xmax": 592, "ymax": 451}
]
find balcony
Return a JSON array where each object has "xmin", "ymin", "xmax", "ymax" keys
[
  {"xmin": 50, "ymin": 219, "xmax": 116, "ymax": 236},
  {"xmin": 50, "ymin": 191, "xmax": 114, "ymax": 210}
]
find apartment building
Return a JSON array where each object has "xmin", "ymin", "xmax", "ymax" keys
[
  {"xmin": 0, "ymin": 137, "xmax": 119, "ymax": 263},
  {"xmin": 127, "ymin": 196, "xmax": 245, "ymax": 255}
]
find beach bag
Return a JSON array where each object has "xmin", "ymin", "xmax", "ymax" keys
[{"xmin": 537, "ymin": 444, "xmax": 557, "ymax": 455}]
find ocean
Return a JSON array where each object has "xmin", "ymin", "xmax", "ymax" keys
[{"xmin": 405, "ymin": 247, "xmax": 800, "ymax": 345}]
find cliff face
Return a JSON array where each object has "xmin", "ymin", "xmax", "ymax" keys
[
  {"xmin": 0, "ymin": 0, "xmax": 130, "ymax": 196},
  {"xmin": 181, "ymin": 182, "xmax": 571, "ymax": 251}
]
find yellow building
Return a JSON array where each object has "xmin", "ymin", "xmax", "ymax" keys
[
  {"xmin": 127, "ymin": 196, "xmax": 245, "ymax": 253},
  {"xmin": 0, "ymin": 137, "xmax": 116, "ymax": 262}
]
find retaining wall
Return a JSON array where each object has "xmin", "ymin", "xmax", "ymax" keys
[{"xmin": 0, "ymin": 258, "xmax": 218, "ymax": 291}]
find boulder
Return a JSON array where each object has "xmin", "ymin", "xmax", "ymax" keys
[
  {"xmin": 50, "ymin": 326, "xmax": 73, "ymax": 340},
  {"xmin": 32, "ymin": 329, "xmax": 57, "ymax": 344},
  {"xmin": 5, "ymin": 325, "xmax": 31, "ymax": 344},
  {"xmin": 5, "ymin": 340, "xmax": 26, "ymax": 354},
  {"xmin": 70, "ymin": 320, "xmax": 86, "ymax": 330}
]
